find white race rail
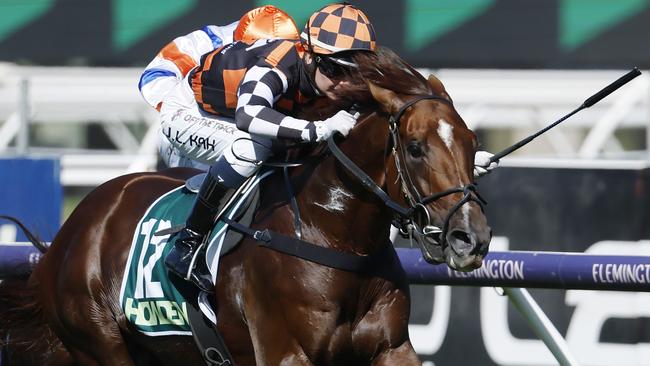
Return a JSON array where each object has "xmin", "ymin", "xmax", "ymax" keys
[{"xmin": 1, "ymin": 65, "xmax": 649, "ymax": 186}]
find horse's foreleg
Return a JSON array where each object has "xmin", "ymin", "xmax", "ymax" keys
[
  {"xmin": 248, "ymin": 324, "xmax": 314, "ymax": 366},
  {"xmin": 243, "ymin": 295, "xmax": 313, "ymax": 365},
  {"xmin": 372, "ymin": 341, "xmax": 421, "ymax": 366},
  {"xmin": 353, "ymin": 279, "xmax": 422, "ymax": 366}
]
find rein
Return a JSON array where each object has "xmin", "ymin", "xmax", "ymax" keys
[{"xmin": 328, "ymin": 94, "xmax": 486, "ymax": 249}]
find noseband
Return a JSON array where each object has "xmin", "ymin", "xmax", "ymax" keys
[{"xmin": 327, "ymin": 94, "xmax": 486, "ymax": 249}]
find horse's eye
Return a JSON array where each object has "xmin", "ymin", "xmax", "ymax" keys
[{"xmin": 407, "ymin": 141, "xmax": 424, "ymax": 158}]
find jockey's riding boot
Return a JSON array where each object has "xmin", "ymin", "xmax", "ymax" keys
[{"xmin": 165, "ymin": 173, "xmax": 230, "ymax": 292}]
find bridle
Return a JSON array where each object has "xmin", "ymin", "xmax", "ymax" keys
[{"xmin": 327, "ymin": 94, "xmax": 486, "ymax": 250}]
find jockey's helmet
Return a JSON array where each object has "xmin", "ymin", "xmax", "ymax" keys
[
  {"xmin": 300, "ymin": 3, "xmax": 376, "ymax": 67},
  {"xmin": 234, "ymin": 5, "xmax": 300, "ymax": 44}
]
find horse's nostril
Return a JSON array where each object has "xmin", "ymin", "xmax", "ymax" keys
[
  {"xmin": 448, "ymin": 230, "xmax": 474, "ymax": 256},
  {"xmin": 451, "ymin": 230, "xmax": 471, "ymax": 244}
]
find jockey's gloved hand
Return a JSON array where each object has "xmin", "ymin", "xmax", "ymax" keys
[
  {"xmin": 474, "ymin": 150, "xmax": 499, "ymax": 178},
  {"xmin": 314, "ymin": 110, "xmax": 359, "ymax": 142}
]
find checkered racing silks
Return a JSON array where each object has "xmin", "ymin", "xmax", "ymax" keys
[
  {"xmin": 300, "ymin": 3, "xmax": 376, "ymax": 55},
  {"xmin": 191, "ymin": 39, "xmax": 319, "ymax": 142},
  {"xmin": 235, "ymin": 65, "xmax": 316, "ymax": 141}
]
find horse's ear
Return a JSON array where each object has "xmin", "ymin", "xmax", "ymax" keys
[
  {"xmin": 427, "ymin": 74, "xmax": 452, "ymax": 103},
  {"xmin": 367, "ymin": 81, "xmax": 402, "ymax": 115}
]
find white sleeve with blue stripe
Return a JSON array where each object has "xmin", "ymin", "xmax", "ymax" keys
[{"xmin": 138, "ymin": 22, "xmax": 238, "ymax": 109}]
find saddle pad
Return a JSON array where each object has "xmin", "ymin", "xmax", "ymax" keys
[
  {"xmin": 119, "ymin": 185, "xmax": 204, "ymax": 336},
  {"xmin": 119, "ymin": 171, "xmax": 269, "ymax": 336}
]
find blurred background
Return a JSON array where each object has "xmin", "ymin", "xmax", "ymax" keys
[{"xmin": 0, "ymin": 1, "xmax": 649, "ymax": 365}]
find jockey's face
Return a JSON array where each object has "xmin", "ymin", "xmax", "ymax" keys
[{"xmin": 305, "ymin": 53, "xmax": 352, "ymax": 100}]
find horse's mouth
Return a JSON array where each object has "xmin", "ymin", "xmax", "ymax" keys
[
  {"xmin": 414, "ymin": 230, "xmax": 485, "ymax": 271},
  {"xmin": 444, "ymin": 248, "xmax": 484, "ymax": 272}
]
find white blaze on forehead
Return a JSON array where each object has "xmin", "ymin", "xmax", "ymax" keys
[
  {"xmin": 437, "ymin": 118, "xmax": 470, "ymax": 225},
  {"xmin": 437, "ymin": 119, "xmax": 454, "ymax": 150}
]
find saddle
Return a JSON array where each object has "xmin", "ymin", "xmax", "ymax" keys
[{"xmin": 184, "ymin": 172, "xmax": 262, "ymax": 260}]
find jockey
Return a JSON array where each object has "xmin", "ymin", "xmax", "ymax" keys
[
  {"xmin": 138, "ymin": 5, "xmax": 300, "ymax": 170},
  {"xmin": 160, "ymin": 3, "xmax": 375, "ymax": 291}
]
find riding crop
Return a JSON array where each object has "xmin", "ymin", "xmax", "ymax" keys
[{"xmin": 489, "ymin": 67, "xmax": 642, "ymax": 163}]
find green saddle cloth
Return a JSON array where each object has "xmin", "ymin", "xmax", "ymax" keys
[{"xmin": 118, "ymin": 185, "xmax": 227, "ymax": 336}]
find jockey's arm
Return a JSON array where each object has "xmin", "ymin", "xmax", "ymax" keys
[
  {"xmin": 234, "ymin": 66, "xmax": 357, "ymax": 143},
  {"xmin": 139, "ymin": 22, "xmax": 238, "ymax": 109}
]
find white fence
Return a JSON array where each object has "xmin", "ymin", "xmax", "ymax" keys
[
  {"xmin": 1, "ymin": 64, "xmax": 649, "ymax": 186},
  {"xmin": 0, "ymin": 64, "xmax": 159, "ymax": 185}
]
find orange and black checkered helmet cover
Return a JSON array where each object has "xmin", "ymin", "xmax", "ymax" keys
[{"xmin": 300, "ymin": 3, "xmax": 376, "ymax": 55}]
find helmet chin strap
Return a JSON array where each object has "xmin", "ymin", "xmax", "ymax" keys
[
  {"xmin": 301, "ymin": 16, "xmax": 323, "ymax": 97},
  {"xmin": 299, "ymin": 54, "xmax": 323, "ymax": 97}
]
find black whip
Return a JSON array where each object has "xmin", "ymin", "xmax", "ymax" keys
[{"xmin": 489, "ymin": 67, "xmax": 642, "ymax": 163}]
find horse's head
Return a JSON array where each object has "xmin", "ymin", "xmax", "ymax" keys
[{"xmin": 368, "ymin": 74, "xmax": 491, "ymax": 271}]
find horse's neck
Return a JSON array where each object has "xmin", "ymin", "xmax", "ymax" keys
[{"xmin": 297, "ymin": 113, "xmax": 393, "ymax": 254}]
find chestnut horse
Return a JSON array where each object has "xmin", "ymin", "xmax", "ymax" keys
[{"xmin": 1, "ymin": 49, "xmax": 491, "ymax": 365}]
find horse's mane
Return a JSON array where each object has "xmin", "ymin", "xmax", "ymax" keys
[
  {"xmin": 297, "ymin": 47, "xmax": 433, "ymax": 120},
  {"xmin": 353, "ymin": 46, "xmax": 434, "ymax": 97}
]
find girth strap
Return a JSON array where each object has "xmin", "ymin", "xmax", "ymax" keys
[
  {"xmin": 186, "ymin": 298, "xmax": 234, "ymax": 366},
  {"xmin": 168, "ymin": 275, "xmax": 235, "ymax": 366},
  {"xmin": 222, "ymin": 218, "xmax": 386, "ymax": 273}
]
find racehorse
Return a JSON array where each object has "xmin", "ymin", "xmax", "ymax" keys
[{"xmin": 1, "ymin": 48, "xmax": 491, "ymax": 365}]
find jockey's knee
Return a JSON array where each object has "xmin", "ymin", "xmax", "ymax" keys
[
  {"xmin": 218, "ymin": 135, "xmax": 273, "ymax": 183},
  {"xmin": 210, "ymin": 155, "xmax": 258, "ymax": 188}
]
